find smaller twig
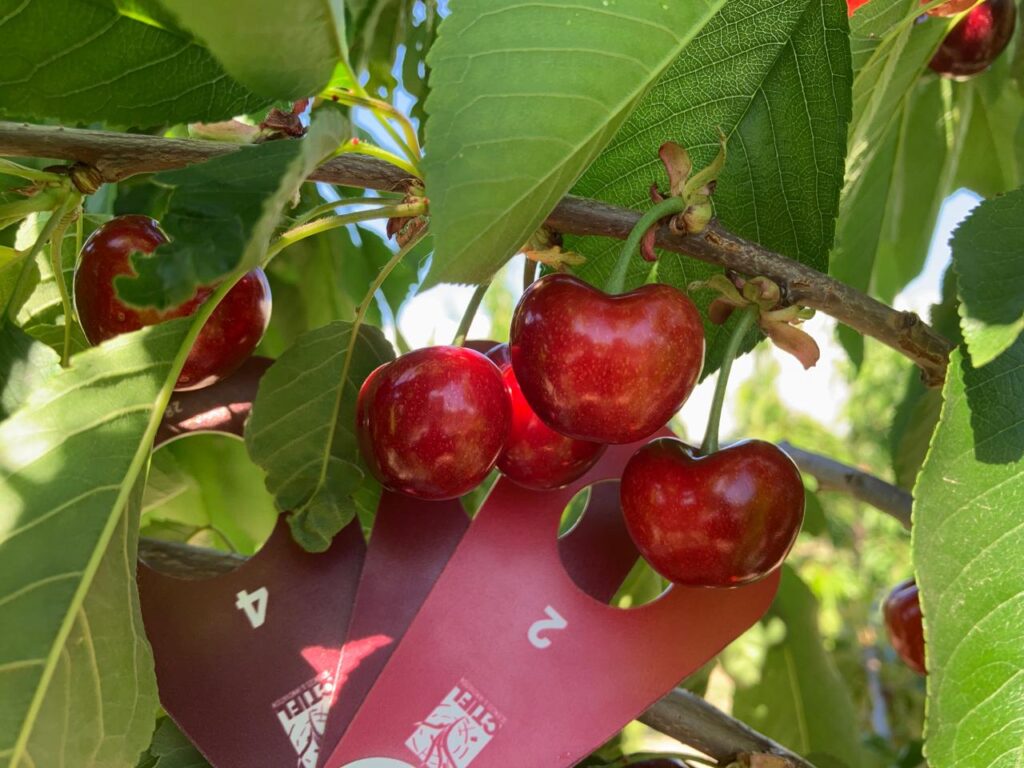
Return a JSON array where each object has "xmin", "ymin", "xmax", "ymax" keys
[
  {"xmin": 639, "ymin": 689, "xmax": 817, "ymax": 768},
  {"xmin": 777, "ymin": 441, "xmax": 912, "ymax": 529}
]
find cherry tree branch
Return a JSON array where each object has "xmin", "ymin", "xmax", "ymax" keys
[
  {"xmin": 777, "ymin": 441, "xmax": 913, "ymax": 529},
  {"xmin": 0, "ymin": 121, "xmax": 952, "ymax": 385},
  {"xmin": 137, "ymin": 537, "xmax": 816, "ymax": 767}
]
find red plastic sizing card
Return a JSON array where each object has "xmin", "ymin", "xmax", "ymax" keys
[{"xmin": 323, "ymin": 440, "xmax": 779, "ymax": 768}]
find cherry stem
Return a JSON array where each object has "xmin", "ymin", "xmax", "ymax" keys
[
  {"xmin": 605, "ymin": 196, "xmax": 686, "ymax": 294},
  {"xmin": 334, "ymin": 139, "xmax": 421, "ymax": 179},
  {"xmin": 47, "ymin": 193, "xmax": 82, "ymax": 366},
  {"xmin": 0, "ymin": 158, "xmax": 62, "ymax": 183},
  {"xmin": 701, "ymin": 303, "xmax": 758, "ymax": 456},
  {"xmin": 264, "ymin": 202, "xmax": 425, "ymax": 263},
  {"xmin": 323, "ymin": 88, "xmax": 422, "ymax": 167},
  {"xmin": 452, "ymin": 281, "xmax": 490, "ymax": 347},
  {"xmin": 2, "ymin": 192, "xmax": 74, "ymax": 322},
  {"xmin": 289, "ymin": 195, "xmax": 403, "ymax": 228},
  {"xmin": 523, "ymin": 257, "xmax": 538, "ymax": 291}
]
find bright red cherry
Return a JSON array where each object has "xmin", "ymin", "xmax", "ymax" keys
[
  {"xmin": 883, "ymin": 579, "xmax": 926, "ymax": 675},
  {"xmin": 485, "ymin": 343, "xmax": 606, "ymax": 490},
  {"xmin": 74, "ymin": 215, "xmax": 271, "ymax": 391},
  {"xmin": 620, "ymin": 438, "xmax": 804, "ymax": 587},
  {"xmin": 355, "ymin": 346, "xmax": 511, "ymax": 500},
  {"xmin": 509, "ymin": 274, "xmax": 704, "ymax": 444},
  {"xmin": 928, "ymin": 0, "xmax": 1017, "ymax": 79}
]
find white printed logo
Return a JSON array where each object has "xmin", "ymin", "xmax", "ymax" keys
[
  {"xmin": 272, "ymin": 670, "xmax": 333, "ymax": 767},
  {"xmin": 405, "ymin": 680, "xmax": 504, "ymax": 768}
]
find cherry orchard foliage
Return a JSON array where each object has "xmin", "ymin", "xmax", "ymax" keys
[
  {"xmin": 421, "ymin": 0, "xmax": 725, "ymax": 287},
  {"xmin": 0, "ymin": 1, "xmax": 1021, "ymax": 768},
  {"xmin": 0, "ymin": 112, "xmax": 348, "ymax": 764},
  {"xmin": 951, "ymin": 186, "xmax": 1024, "ymax": 367},
  {"xmin": 0, "ymin": 0, "xmax": 269, "ymax": 128},
  {"xmin": 245, "ymin": 321, "xmax": 396, "ymax": 551},
  {"xmin": 913, "ymin": 344, "xmax": 1024, "ymax": 768},
  {"xmin": 157, "ymin": 0, "xmax": 347, "ymax": 101},
  {"xmin": 568, "ymin": 0, "xmax": 852, "ymax": 377}
]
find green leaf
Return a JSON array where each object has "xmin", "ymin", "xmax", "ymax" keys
[
  {"xmin": 847, "ymin": 1, "xmax": 948, "ymax": 184},
  {"xmin": 731, "ymin": 566, "xmax": 867, "ymax": 768},
  {"xmin": 157, "ymin": 0, "xmax": 345, "ymax": 100},
  {"xmin": 835, "ymin": 79, "xmax": 969, "ymax": 315},
  {"xmin": 20, "ymin": 482, "xmax": 158, "ymax": 768},
  {"xmin": 0, "ymin": 324, "xmax": 60, "ymax": 423},
  {"xmin": 953, "ymin": 58, "xmax": 1024, "ymax": 198},
  {"xmin": 117, "ymin": 107, "xmax": 348, "ymax": 309},
  {"xmin": 570, "ymin": 0, "xmax": 852, "ymax": 375},
  {"xmin": 143, "ymin": 434, "xmax": 278, "ymax": 555},
  {"xmin": 0, "ymin": 319, "xmax": 189, "ymax": 766},
  {"xmin": 245, "ymin": 321, "xmax": 395, "ymax": 551},
  {"xmin": 421, "ymin": 0, "xmax": 725, "ymax": 287},
  {"xmin": 952, "ymin": 186, "xmax": 1024, "ymax": 368},
  {"xmin": 348, "ymin": 0, "xmax": 437, "ymax": 121},
  {"xmin": 0, "ymin": 0, "xmax": 269, "ymax": 128},
  {"xmin": 137, "ymin": 718, "xmax": 211, "ymax": 768},
  {"xmin": 913, "ymin": 344, "xmax": 1024, "ymax": 768},
  {"xmin": 889, "ymin": 366, "xmax": 943, "ymax": 490}
]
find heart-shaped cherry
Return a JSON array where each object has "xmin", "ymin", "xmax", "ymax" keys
[
  {"xmin": 620, "ymin": 438, "xmax": 804, "ymax": 587},
  {"xmin": 485, "ymin": 343, "xmax": 606, "ymax": 490},
  {"xmin": 355, "ymin": 345, "xmax": 511, "ymax": 500},
  {"xmin": 509, "ymin": 274, "xmax": 704, "ymax": 444},
  {"xmin": 883, "ymin": 579, "xmax": 926, "ymax": 675},
  {"xmin": 928, "ymin": 0, "xmax": 1017, "ymax": 79},
  {"xmin": 74, "ymin": 215, "xmax": 271, "ymax": 391}
]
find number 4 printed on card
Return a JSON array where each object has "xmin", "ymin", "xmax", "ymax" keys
[{"xmin": 236, "ymin": 586, "xmax": 269, "ymax": 628}]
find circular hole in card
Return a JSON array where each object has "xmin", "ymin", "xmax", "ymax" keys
[
  {"xmin": 140, "ymin": 433, "xmax": 278, "ymax": 577},
  {"xmin": 553, "ymin": 480, "xmax": 674, "ymax": 607}
]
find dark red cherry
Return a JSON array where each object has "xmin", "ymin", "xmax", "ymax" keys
[
  {"xmin": 485, "ymin": 343, "xmax": 606, "ymax": 490},
  {"xmin": 355, "ymin": 346, "xmax": 511, "ymax": 500},
  {"xmin": 620, "ymin": 438, "xmax": 804, "ymax": 587},
  {"xmin": 74, "ymin": 215, "xmax": 271, "ymax": 391},
  {"xmin": 509, "ymin": 274, "xmax": 704, "ymax": 444},
  {"xmin": 928, "ymin": 0, "xmax": 1017, "ymax": 79},
  {"xmin": 883, "ymin": 579, "xmax": 926, "ymax": 675}
]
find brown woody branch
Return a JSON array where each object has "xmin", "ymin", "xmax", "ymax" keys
[
  {"xmin": 778, "ymin": 441, "xmax": 913, "ymax": 529},
  {"xmin": 138, "ymin": 537, "xmax": 817, "ymax": 767},
  {"xmin": 0, "ymin": 121, "xmax": 952, "ymax": 385}
]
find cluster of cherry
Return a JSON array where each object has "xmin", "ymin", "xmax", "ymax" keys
[
  {"xmin": 75, "ymin": 217, "xmax": 806, "ymax": 592},
  {"xmin": 355, "ymin": 273, "xmax": 806, "ymax": 590}
]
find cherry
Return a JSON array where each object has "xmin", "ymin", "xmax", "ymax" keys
[
  {"xmin": 74, "ymin": 215, "xmax": 271, "ymax": 391},
  {"xmin": 355, "ymin": 345, "xmax": 511, "ymax": 500},
  {"xmin": 620, "ymin": 438, "xmax": 804, "ymax": 587},
  {"xmin": 509, "ymin": 274, "xmax": 704, "ymax": 444},
  {"xmin": 485, "ymin": 343, "xmax": 606, "ymax": 490},
  {"xmin": 883, "ymin": 579, "xmax": 926, "ymax": 675},
  {"xmin": 928, "ymin": 0, "xmax": 1017, "ymax": 79}
]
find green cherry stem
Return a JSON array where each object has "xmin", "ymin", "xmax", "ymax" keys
[
  {"xmin": 48, "ymin": 193, "xmax": 83, "ymax": 366},
  {"xmin": 0, "ymin": 158, "xmax": 64, "ymax": 183},
  {"xmin": 3, "ymin": 191, "xmax": 75, "ymax": 322},
  {"xmin": 264, "ymin": 202, "xmax": 425, "ymax": 263},
  {"xmin": 605, "ymin": 196, "xmax": 686, "ymax": 295},
  {"xmin": 700, "ymin": 303, "xmax": 758, "ymax": 456},
  {"xmin": 522, "ymin": 257, "xmax": 538, "ymax": 291},
  {"xmin": 452, "ymin": 281, "xmax": 490, "ymax": 346}
]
